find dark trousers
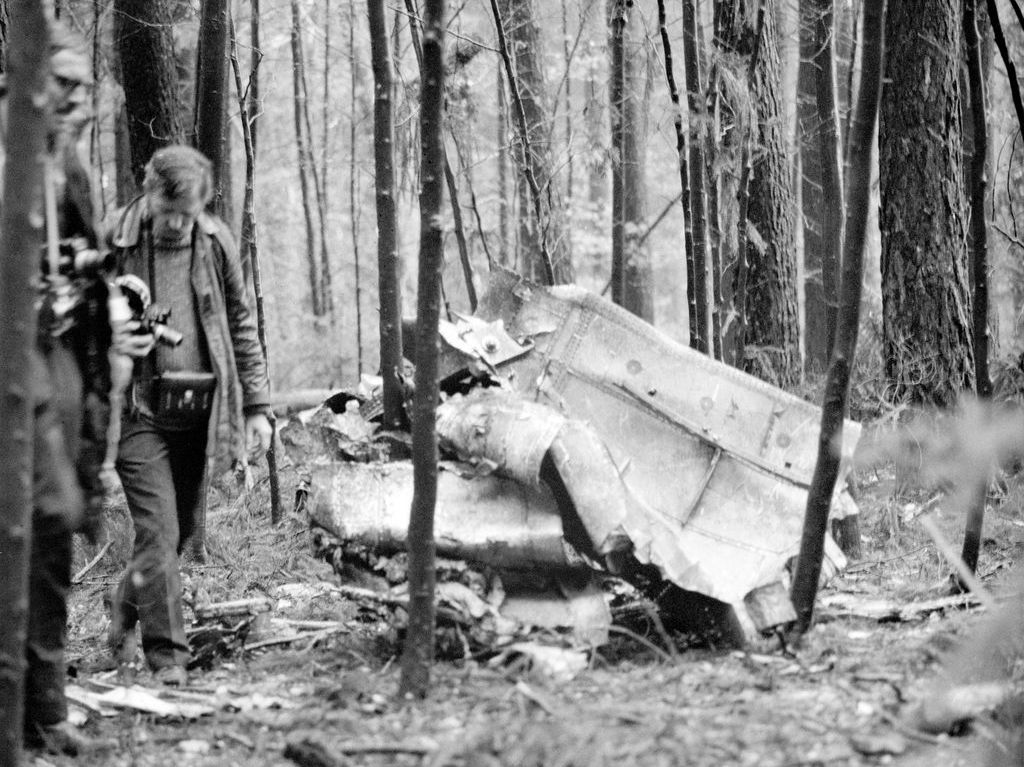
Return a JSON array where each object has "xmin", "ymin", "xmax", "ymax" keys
[
  {"xmin": 114, "ymin": 416, "xmax": 208, "ymax": 670},
  {"xmin": 26, "ymin": 346, "xmax": 83, "ymax": 727}
]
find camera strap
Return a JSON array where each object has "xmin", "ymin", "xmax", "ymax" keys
[{"xmin": 145, "ymin": 222, "xmax": 157, "ymax": 304}]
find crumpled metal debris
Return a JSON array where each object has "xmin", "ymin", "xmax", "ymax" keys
[
  {"xmin": 303, "ymin": 269, "xmax": 862, "ymax": 645},
  {"xmin": 436, "ymin": 270, "xmax": 857, "ymax": 630}
]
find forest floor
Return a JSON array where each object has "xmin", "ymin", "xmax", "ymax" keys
[{"xmin": 30, "ymin": 458, "xmax": 1024, "ymax": 767}]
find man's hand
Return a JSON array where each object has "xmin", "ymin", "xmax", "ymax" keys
[
  {"xmin": 244, "ymin": 412, "xmax": 273, "ymax": 459},
  {"xmin": 112, "ymin": 320, "xmax": 155, "ymax": 358}
]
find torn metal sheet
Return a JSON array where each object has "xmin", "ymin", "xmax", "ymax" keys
[
  {"xmin": 438, "ymin": 269, "xmax": 857, "ymax": 616},
  {"xmin": 436, "ymin": 389, "xmax": 633, "ymax": 557},
  {"xmin": 307, "ymin": 466, "xmax": 611, "ymax": 645},
  {"xmin": 308, "ymin": 461, "xmax": 589, "ymax": 571}
]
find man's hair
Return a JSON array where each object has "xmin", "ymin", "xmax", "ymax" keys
[
  {"xmin": 142, "ymin": 145, "xmax": 214, "ymax": 205},
  {"xmin": 49, "ymin": 21, "xmax": 92, "ymax": 85},
  {"xmin": 0, "ymin": 19, "xmax": 91, "ymax": 98}
]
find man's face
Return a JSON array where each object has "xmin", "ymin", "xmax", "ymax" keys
[
  {"xmin": 149, "ymin": 191, "xmax": 203, "ymax": 247},
  {"xmin": 48, "ymin": 49, "xmax": 92, "ymax": 138}
]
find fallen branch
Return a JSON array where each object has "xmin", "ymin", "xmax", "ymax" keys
[
  {"xmin": 336, "ymin": 741, "xmax": 436, "ymax": 755},
  {"xmin": 194, "ymin": 597, "xmax": 273, "ymax": 622},
  {"xmin": 917, "ymin": 515, "xmax": 997, "ymax": 611},
  {"xmin": 285, "ymin": 731, "xmax": 437, "ymax": 767},
  {"xmin": 244, "ymin": 625, "xmax": 348, "ymax": 652},
  {"xmin": 72, "ymin": 540, "xmax": 111, "ymax": 584},
  {"xmin": 819, "ymin": 591, "xmax": 983, "ymax": 621},
  {"xmin": 193, "ymin": 593, "xmax": 274, "ymax": 618}
]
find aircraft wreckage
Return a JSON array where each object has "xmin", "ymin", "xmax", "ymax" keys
[{"xmin": 291, "ymin": 269, "xmax": 860, "ymax": 648}]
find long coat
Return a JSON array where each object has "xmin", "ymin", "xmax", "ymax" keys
[{"xmin": 106, "ymin": 198, "xmax": 271, "ymax": 465}]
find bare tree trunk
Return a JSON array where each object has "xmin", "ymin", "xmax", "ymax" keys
[
  {"xmin": 584, "ymin": 42, "xmax": 607, "ymax": 211},
  {"xmin": 114, "ymin": 0, "xmax": 185, "ymax": 185},
  {"xmin": 229, "ymin": 13, "xmax": 281, "ymax": 526},
  {"xmin": 400, "ymin": 0, "xmax": 445, "ymax": 700},
  {"xmin": 401, "ymin": 0, "xmax": 476, "ymax": 310},
  {"xmin": 0, "ymin": 0, "xmax": 49, "ymax": 754},
  {"xmin": 450, "ymin": 128, "xmax": 497, "ymax": 271},
  {"xmin": 684, "ymin": 0, "xmax": 712, "ymax": 352},
  {"xmin": 799, "ymin": 0, "xmax": 838, "ymax": 370},
  {"xmin": 880, "ymin": 0, "xmax": 973, "ymax": 407},
  {"xmin": 0, "ymin": 1, "xmax": 8, "ymax": 72},
  {"xmin": 195, "ymin": 0, "xmax": 230, "ymax": 221},
  {"xmin": 562, "ymin": 0, "xmax": 573, "ymax": 210},
  {"xmin": 716, "ymin": 0, "xmax": 801, "ymax": 388},
  {"xmin": 791, "ymin": 0, "xmax": 885, "ymax": 638},
  {"xmin": 190, "ymin": 0, "xmax": 231, "ymax": 560},
  {"xmin": 289, "ymin": 0, "xmax": 323, "ymax": 316},
  {"xmin": 349, "ymin": 0, "xmax": 362, "ymax": 369},
  {"xmin": 369, "ymin": 0, "xmax": 405, "ymax": 431},
  {"xmin": 239, "ymin": 0, "xmax": 263, "ymax": 285},
  {"xmin": 968, "ymin": 2, "xmax": 991, "ymax": 403},
  {"xmin": 323, "ymin": 0, "xmax": 331, "ymax": 212},
  {"xmin": 820, "ymin": 0, "xmax": 862, "ymax": 557},
  {"xmin": 961, "ymin": 0, "xmax": 991, "ymax": 578},
  {"xmin": 610, "ymin": 0, "xmax": 653, "ymax": 321},
  {"xmin": 492, "ymin": 0, "xmax": 571, "ymax": 284},
  {"xmin": 813, "ymin": 0, "xmax": 844, "ymax": 363},
  {"xmin": 497, "ymin": 68, "xmax": 509, "ymax": 267},
  {"xmin": 248, "ymin": 0, "xmax": 261, "ymax": 159},
  {"xmin": 657, "ymin": 0, "xmax": 697, "ymax": 345},
  {"xmin": 310, "ymin": 6, "xmax": 332, "ymax": 322}
]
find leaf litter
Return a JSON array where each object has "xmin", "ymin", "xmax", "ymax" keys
[{"xmin": 43, "ymin": 458, "xmax": 1024, "ymax": 767}]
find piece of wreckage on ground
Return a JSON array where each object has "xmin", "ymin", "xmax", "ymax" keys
[{"xmin": 285, "ymin": 269, "xmax": 859, "ymax": 657}]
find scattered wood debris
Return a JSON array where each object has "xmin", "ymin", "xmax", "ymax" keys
[{"xmin": 818, "ymin": 591, "xmax": 983, "ymax": 622}]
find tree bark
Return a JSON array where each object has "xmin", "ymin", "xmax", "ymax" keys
[
  {"xmin": 800, "ymin": 0, "xmax": 844, "ymax": 370},
  {"xmin": 114, "ymin": 0, "xmax": 186, "ymax": 185},
  {"xmin": 684, "ymin": 0, "xmax": 712, "ymax": 352},
  {"xmin": 228, "ymin": 13, "xmax": 281, "ymax": 526},
  {"xmin": 349, "ymin": 0, "xmax": 361, "ymax": 365},
  {"xmin": 248, "ymin": 0, "xmax": 261, "ymax": 160},
  {"xmin": 289, "ymin": 0, "xmax": 323, "ymax": 316},
  {"xmin": 369, "ymin": 0, "xmax": 405, "ymax": 432},
  {"xmin": 0, "ymin": 0, "xmax": 8, "ymax": 72},
  {"xmin": 609, "ymin": 0, "xmax": 653, "ymax": 322},
  {"xmin": 967, "ymin": 0, "xmax": 991, "ymax": 403},
  {"xmin": 497, "ymin": 68, "xmax": 509, "ymax": 267},
  {"xmin": 195, "ymin": 0, "xmax": 230, "ymax": 221},
  {"xmin": 658, "ymin": 0, "xmax": 697, "ymax": 348},
  {"xmin": 880, "ymin": 0, "xmax": 973, "ymax": 407},
  {"xmin": 399, "ymin": 0, "xmax": 476, "ymax": 311},
  {"xmin": 494, "ymin": 0, "xmax": 572, "ymax": 284},
  {"xmin": 791, "ymin": 0, "xmax": 885, "ymax": 637},
  {"xmin": 716, "ymin": 0, "xmax": 801, "ymax": 387},
  {"xmin": 961, "ymin": 0, "xmax": 991, "ymax": 577},
  {"xmin": 400, "ymin": 0, "xmax": 445, "ymax": 699},
  {"xmin": 0, "ymin": 0, "xmax": 49, "ymax": 754}
]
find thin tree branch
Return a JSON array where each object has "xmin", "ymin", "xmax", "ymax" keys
[{"xmin": 488, "ymin": 0, "xmax": 555, "ymax": 284}]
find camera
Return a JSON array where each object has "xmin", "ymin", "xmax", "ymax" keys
[{"xmin": 114, "ymin": 274, "xmax": 184, "ymax": 348}]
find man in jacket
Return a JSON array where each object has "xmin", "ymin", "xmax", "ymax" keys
[
  {"xmin": 105, "ymin": 145, "xmax": 273, "ymax": 686},
  {"xmin": 2, "ymin": 20, "xmax": 139, "ymax": 756}
]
